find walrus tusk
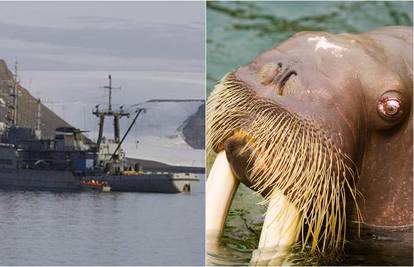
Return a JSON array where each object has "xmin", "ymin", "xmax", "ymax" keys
[
  {"xmin": 206, "ymin": 151, "xmax": 240, "ymax": 238},
  {"xmin": 206, "ymin": 151, "xmax": 301, "ymax": 265},
  {"xmin": 250, "ymin": 189, "xmax": 301, "ymax": 266}
]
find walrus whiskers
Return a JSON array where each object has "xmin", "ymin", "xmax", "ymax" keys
[{"xmin": 207, "ymin": 72, "xmax": 362, "ymax": 253}]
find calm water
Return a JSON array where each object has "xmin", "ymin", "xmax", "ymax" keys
[
  {"xmin": 0, "ymin": 176, "xmax": 204, "ymax": 266},
  {"xmin": 207, "ymin": 1, "xmax": 412, "ymax": 265}
]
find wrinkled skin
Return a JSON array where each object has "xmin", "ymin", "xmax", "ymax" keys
[{"xmin": 209, "ymin": 26, "xmax": 412, "ymax": 261}]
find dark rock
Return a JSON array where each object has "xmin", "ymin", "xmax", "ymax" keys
[
  {"xmin": 181, "ymin": 103, "xmax": 205, "ymax": 149},
  {"xmin": 0, "ymin": 59, "xmax": 72, "ymax": 139}
]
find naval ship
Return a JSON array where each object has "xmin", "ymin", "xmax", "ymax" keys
[{"xmin": 0, "ymin": 63, "xmax": 200, "ymax": 193}]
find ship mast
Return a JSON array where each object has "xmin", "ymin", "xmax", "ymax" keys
[
  {"xmin": 93, "ymin": 75, "xmax": 129, "ymax": 152},
  {"xmin": 8, "ymin": 60, "xmax": 20, "ymax": 127},
  {"xmin": 35, "ymin": 98, "xmax": 42, "ymax": 139},
  {"xmin": 104, "ymin": 74, "xmax": 115, "ymax": 112}
]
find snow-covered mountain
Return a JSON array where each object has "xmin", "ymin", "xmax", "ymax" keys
[{"xmin": 121, "ymin": 100, "xmax": 205, "ymax": 167}]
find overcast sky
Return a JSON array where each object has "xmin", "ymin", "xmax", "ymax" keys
[{"xmin": 0, "ymin": 2, "xmax": 205, "ymax": 71}]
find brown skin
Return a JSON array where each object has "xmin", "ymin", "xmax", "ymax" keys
[{"xmin": 223, "ymin": 26, "xmax": 412, "ymax": 232}]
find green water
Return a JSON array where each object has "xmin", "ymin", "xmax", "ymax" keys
[{"xmin": 207, "ymin": 1, "xmax": 412, "ymax": 265}]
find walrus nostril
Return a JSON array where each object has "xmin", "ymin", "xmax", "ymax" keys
[
  {"xmin": 257, "ymin": 62, "xmax": 298, "ymax": 96},
  {"xmin": 257, "ymin": 63, "xmax": 282, "ymax": 85},
  {"xmin": 279, "ymin": 70, "xmax": 297, "ymax": 86},
  {"xmin": 276, "ymin": 69, "xmax": 297, "ymax": 95}
]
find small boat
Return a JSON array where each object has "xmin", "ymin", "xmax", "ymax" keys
[{"xmin": 80, "ymin": 179, "xmax": 110, "ymax": 192}]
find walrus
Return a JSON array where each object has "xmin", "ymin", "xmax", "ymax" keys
[{"xmin": 206, "ymin": 26, "xmax": 412, "ymax": 265}]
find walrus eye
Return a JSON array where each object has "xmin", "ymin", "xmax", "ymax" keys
[
  {"xmin": 377, "ymin": 97, "xmax": 402, "ymax": 119},
  {"xmin": 374, "ymin": 91, "xmax": 407, "ymax": 129}
]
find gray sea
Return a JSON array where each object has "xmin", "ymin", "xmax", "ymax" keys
[{"xmin": 0, "ymin": 175, "xmax": 204, "ymax": 266}]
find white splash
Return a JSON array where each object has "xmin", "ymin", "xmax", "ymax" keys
[{"xmin": 307, "ymin": 36, "xmax": 349, "ymax": 58}]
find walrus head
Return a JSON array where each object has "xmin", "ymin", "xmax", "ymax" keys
[{"xmin": 206, "ymin": 26, "xmax": 412, "ymax": 259}]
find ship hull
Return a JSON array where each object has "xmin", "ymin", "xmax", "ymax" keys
[
  {"xmin": 82, "ymin": 174, "xmax": 199, "ymax": 193},
  {"xmin": 0, "ymin": 168, "xmax": 81, "ymax": 192},
  {"xmin": 0, "ymin": 168, "xmax": 198, "ymax": 193}
]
